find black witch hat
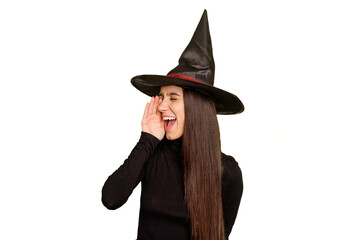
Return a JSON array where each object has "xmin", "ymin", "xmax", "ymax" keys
[{"xmin": 131, "ymin": 10, "xmax": 244, "ymax": 114}]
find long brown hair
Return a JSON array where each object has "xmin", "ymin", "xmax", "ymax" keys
[{"xmin": 182, "ymin": 88, "xmax": 225, "ymax": 240}]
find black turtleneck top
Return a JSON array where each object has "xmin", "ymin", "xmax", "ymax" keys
[{"xmin": 102, "ymin": 132, "xmax": 243, "ymax": 240}]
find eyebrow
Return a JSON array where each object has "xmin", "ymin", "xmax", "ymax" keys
[{"xmin": 159, "ymin": 92, "xmax": 182, "ymax": 97}]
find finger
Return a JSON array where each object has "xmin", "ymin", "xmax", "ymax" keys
[
  {"xmin": 153, "ymin": 96, "xmax": 159, "ymax": 114},
  {"xmin": 149, "ymin": 97, "xmax": 154, "ymax": 114},
  {"xmin": 156, "ymin": 98, "xmax": 162, "ymax": 117},
  {"xmin": 143, "ymin": 102, "xmax": 150, "ymax": 119}
]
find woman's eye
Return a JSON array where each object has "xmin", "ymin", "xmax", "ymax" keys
[{"xmin": 170, "ymin": 98, "xmax": 177, "ymax": 101}]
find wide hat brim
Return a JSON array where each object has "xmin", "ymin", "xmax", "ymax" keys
[{"xmin": 131, "ymin": 74, "xmax": 244, "ymax": 115}]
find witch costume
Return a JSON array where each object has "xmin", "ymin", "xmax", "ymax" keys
[{"xmin": 102, "ymin": 10, "xmax": 244, "ymax": 240}]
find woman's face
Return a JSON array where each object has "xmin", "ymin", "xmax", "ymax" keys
[{"xmin": 158, "ymin": 85, "xmax": 185, "ymax": 140}]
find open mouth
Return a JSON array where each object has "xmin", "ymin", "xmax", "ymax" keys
[{"xmin": 163, "ymin": 116, "xmax": 176, "ymax": 131}]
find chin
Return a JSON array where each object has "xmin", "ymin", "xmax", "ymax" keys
[
  {"xmin": 166, "ymin": 132, "xmax": 180, "ymax": 140},
  {"xmin": 166, "ymin": 134, "xmax": 174, "ymax": 140}
]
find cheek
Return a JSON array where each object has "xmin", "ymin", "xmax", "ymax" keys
[
  {"xmin": 177, "ymin": 106, "xmax": 185, "ymax": 128},
  {"xmin": 172, "ymin": 102, "xmax": 185, "ymax": 129}
]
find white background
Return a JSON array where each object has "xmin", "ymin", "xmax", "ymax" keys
[{"xmin": 1, "ymin": 0, "xmax": 359, "ymax": 239}]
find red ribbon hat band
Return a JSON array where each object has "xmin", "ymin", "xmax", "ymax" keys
[{"xmin": 167, "ymin": 74, "xmax": 203, "ymax": 83}]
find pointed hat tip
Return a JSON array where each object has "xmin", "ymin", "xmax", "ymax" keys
[
  {"xmin": 202, "ymin": 9, "xmax": 207, "ymax": 16},
  {"xmin": 199, "ymin": 9, "xmax": 208, "ymax": 24}
]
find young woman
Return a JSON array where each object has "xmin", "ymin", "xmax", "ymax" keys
[{"xmin": 102, "ymin": 10, "xmax": 244, "ymax": 240}]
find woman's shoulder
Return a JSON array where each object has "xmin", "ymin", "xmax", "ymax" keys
[
  {"xmin": 221, "ymin": 153, "xmax": 243, "ymax": 186},
  {"xmin": 221, "ymin": 153, "xmax": 241, "ymax": 171}
]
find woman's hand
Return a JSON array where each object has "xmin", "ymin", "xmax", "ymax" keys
[{"xmin": 141, "ymin": 96, "xmax": 165, "ymax": 141}]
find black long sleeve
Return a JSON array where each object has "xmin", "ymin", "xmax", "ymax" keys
[
  {"xmin": 222, "ymin": 154, "xmax": 243, "ymax": 238},
  {"xmin": 102, "ymin": 134, "xmax": 243, "ymax": 240},
  {"xmin": 102, "ymin": 132, "xmax": 160, "ymax": 210}
]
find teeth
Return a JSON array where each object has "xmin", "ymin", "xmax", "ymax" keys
[{"xmin": 163, "ymin": 117, "xmax": 176, "ymax": 120}]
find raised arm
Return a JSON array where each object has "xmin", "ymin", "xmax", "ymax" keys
[
  {"xmin": 101, "ymin": 131, "xmax": 160, "ymax": 210},
  {"xmin": 102, "ymin": 96, "xmax": 165, "ymax": 210}
]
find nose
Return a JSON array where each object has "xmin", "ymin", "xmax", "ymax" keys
[{"xmin": 158, "ymin": 97, "xmax": 168, "ymax": 113}]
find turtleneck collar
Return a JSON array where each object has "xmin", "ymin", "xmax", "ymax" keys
[{"xmin": 162, "ymin": 136, "xmax": 183, "ymax": 154}]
